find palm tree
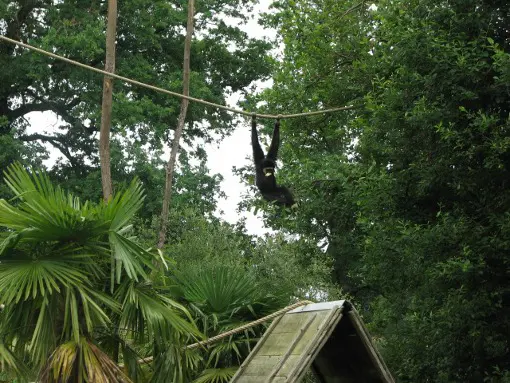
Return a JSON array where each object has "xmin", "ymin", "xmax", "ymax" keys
[
  {"xmin": 162, "ymin": 265, "xmax": 285, "ymax": 383},
  {"xmin": 0, "ymin": 163, "xmax": 199, "ymax": 382}
]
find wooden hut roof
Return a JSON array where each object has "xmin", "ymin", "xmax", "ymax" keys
[{"xmin": 230, "ymin": 300, "xmax": 394, "ymax": 383}]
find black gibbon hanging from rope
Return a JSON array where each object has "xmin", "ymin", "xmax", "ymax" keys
[{"xmin": 251, "ymin": 116, "xmax": 296, "ymax": 207}]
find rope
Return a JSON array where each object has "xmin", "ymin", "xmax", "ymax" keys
[
  {"xmin": 185, "ymin": 299, "xmax": 313, "ymax": 350},
  {"xmin": 0, "ymin": 35, "xmax": 356, "ymax": 119},
  {"xmin": 123, "ymin": 300, "xmax": 313, "ymax": 366}
]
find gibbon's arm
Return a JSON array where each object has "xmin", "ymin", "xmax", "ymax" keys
[
  {"xmin": 251, "ymin": 117, "xmax": 265, "ymax": 163},
  {"xmin": 266, "ymin": 119, "xmax": 280, "ymax": 162}
]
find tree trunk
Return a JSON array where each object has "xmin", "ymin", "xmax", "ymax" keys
[
  {"xmin": 157, "ymin": 0, "xmax": 195, "ymax": 248},
  {"xmin": 99, "ymin": 0, "xmax": 118, "ymax": 201}
]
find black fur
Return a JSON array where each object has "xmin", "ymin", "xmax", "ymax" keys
[{"xmin": 251, "ymin": 118, "xmax": 295, "ymax": 207}]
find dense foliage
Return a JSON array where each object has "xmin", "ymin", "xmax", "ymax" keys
[
  {"xmin": 0, "ymin": 164, "xmax": 200, "ymax": 382},
  {"xmin": 254, "ymin": 0, "xmax": 510, "ymax": 381},
  {"xmin": 1, "ymin": 0, "xmax": 509, "ymax": 381},
  {"xmin": 0, "ymin": 0, "xmax": 272, "ymax": 212}
]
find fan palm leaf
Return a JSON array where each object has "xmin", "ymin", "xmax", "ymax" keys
[
  {"xmin": 0, "ymin": 342, "xmax": 31, "ymax": 381},
  {"xmin": 175, "ymin": 266, "xmax": 260, "ymax": 315},
  {"xmin": 193, "ymin": 367, "xmax": 238, "ymax": 383},
  {"xmin": 114, "ymin": 279, "xmax": 201, "ymax": 344},
  {"xmin": 39, "ymin": 337, "xmax": 131, "ymax": 383},
  {"xmin": 0, "ymin": 163, "xmax": 108, "ymax": 242},
  {"xmin": 150, "ymin": 341, "xmax": 202, "ymax": 383},
  {"xmin": 0, "ymin": 164, "xmax": 196, "ymax": 381},
  {"xmin": 170, "ymin": 264, "xmax": 285, "ymax": 380}
]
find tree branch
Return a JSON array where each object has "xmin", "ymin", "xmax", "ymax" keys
[
  {"xmin": 8, "ymin": 102, "xmax": 54, "ymax": 120},
  {"xmin": 18, "ymin": 133, "xmax": 79, "ymax": 168},
  {"xmin": 18, "ymin": 133, "xmax": 63, "ymax": 143},
  {"xmin": 8, "ymin": 97, "xmax": 81, "ymax": 122}
]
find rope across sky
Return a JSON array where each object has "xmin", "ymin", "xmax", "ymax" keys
[{"xmin": 0, "ymin": 35, "xmax": 356, "ymax": 119}]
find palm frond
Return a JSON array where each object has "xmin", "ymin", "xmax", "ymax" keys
[
  {"xmin": 175, "ymin": 266, "xmax": 259, "ymax": 314},
  {"xmin": 0, "ymin": 231, "xmax": 21, "ymax": 257},
  {"xmin": 171, "ymin": 264, "xmax": 287, "ymax": 380},
  {"xmin": 193, "ymin": 367, "xmax": 238, "ymax": 383},
  {"xmin": 0, "ymin": 257, "xmax": 89, "ymax": 305},
  {"xmin": 0, "ymin": 163, "xmax": 108, "ymax": 242},
  {"xmin": 205, "ymin": 336, "xmax": 256, "ymax": 368},
  {"xmin": 100, "ymin": 179, "xmax": 145, "ymax": 231},
  {"xmin": 0, "ymin": 164, "xmax": 201, "ymax": 382},
  {"xmin": 0, "ymin": 342, "xmax": 31, "ymax": 381},
  {"xmin": 29, "ymin": 295, "xmax": 59, "ymax": 367},
  {"xmin": 40, "ymin": 337, "xmax": 132, "ymax": 383},
  {"xmin": 150, "ymin": 343, "xmax": 202, "ymax": 383},
  {"xmin": 120, "ymin": 339, "xmax": 149, "ymax": 382},
  {"xmin": 109, "ymin": 232, "xmax": 154, "ymax": 282},
  {"xmin": 115, "ymin": 280, "xmax": 202, "ymax": 343}
]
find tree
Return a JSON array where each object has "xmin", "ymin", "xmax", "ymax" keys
[
  {"xmin": 158, "ymin": 0, "xmax": 195, "ymax": 249},
  {"xmin": 153, "ymin": 211, "xmax": 339, "ymax": 382},
  {"xmin": 0, "ymin": 163, "xmax": 199, "ymax": 381},
  {"xmin": 152, "ymin": 265, "xmax": 284, "ymax": 383},
  {"xmin": 0, "ymin": 0, "xmax": 272, "ymax": 185},
  {"xmin": 256, "ymin": 0, "xmax": 510, "ymax": 381},
  {"xmin": 49, "ymin": 139, "xmax": 224, "ymax": 222}
]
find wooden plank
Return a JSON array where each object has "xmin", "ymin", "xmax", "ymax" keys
[
  {"xmin": 241, "ymin": 355, "xmax": 283, "ymax": 376},
  {"xmin": 236, "ymin": 376, "xmax": 271, "ymax": 383},
  {"xmin": 230, "ymin": 312, "xmax": 285, "ymax": 382},
  {"xmin": 266, "ymin": 314, "xmax": 317, "ymax": 382},
  {"xmin": 292, "ymin": 312, "xmax": 331, "ymax": 354},
  {"xmin": 286, "ymin": 306, "xmax": 344, "ymax": 382},
  {"xmin": 257, "ymin": 311, "xmax": 328, "ymax": 356},
  {"xmin": 272, "ymin": 310, "xmax": 329, "ymax": 334},
  {"xmin": 232, "ymin": 308, "xmax": 333, "ymax": 382},
  {"xmin": 274, "ymin": 355, "xmax": 301, "ymax": 377},
  {"xmin": 240, "ymin": 355, "xmax": 303, "ymax": 380},
  {"xmin": 257, "ymin": 331, "xmax": 301, "ymax": 356},
  {"xmin": 291, "ymin": 311, "xmax": 343, "ymax": 382}
]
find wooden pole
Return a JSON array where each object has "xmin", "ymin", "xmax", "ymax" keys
[
  {"xmin": 99, "ymin": 0, "xmax": 118, "ymax": 201},
  {"xmin": 157, "ymin": 0, "xmax": 195, "ymax": 248}
]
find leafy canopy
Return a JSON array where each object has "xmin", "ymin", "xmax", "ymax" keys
[{"xmin": 0, "ymin": 163, "xmax": 199, "ymax": 381}]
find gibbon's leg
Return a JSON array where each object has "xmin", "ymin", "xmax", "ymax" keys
[
  {"xmin": 276, "ymin": 185, "xmax": 296, "ymax": 207},
  {"xmin": 261, "ymin": 186, "xmax": 295, "ymax": 207}
]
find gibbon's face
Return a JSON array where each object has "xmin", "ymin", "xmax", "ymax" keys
[{"xmin": 262, "ymin": 158, "xmax": 275, "ymax": 176}]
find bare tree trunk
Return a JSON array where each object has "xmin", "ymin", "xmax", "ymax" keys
[
  {"xmin": 99, "ymin": 0, "xmax": 118, "ymax": 201},
  {"xmin": 157, "ymin": 0, "xmax": 195, "ymax": 248}
]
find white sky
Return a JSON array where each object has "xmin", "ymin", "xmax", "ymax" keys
[
  {"xmin": 203, "ymin": 0, "xmax": 278, "ymax": 235},
  {"xmin": 25, "ymin": 0, "xmax": 277, "ymax": 236}
]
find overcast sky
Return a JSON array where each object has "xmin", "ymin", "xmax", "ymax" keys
[
  {"xmin": 203, "ymin": 0, "xmax": 278, "ymax": 236},
  {"xmin": 25, "ymin": 0, "xmax": 277, "ymax": 236}
]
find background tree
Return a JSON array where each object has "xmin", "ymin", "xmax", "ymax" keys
[
  {"xmin": 252, "ymin": 0, "xmax": 510, "ymax": 381},
  {"xmin": 0, "ymin": 0, "xmax": 272, "ymax": 195}
]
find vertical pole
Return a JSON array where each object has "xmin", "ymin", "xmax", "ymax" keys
[
  {"xmin": 99, "ymin": 0, "xmax": 118, "ymax": 201},
  {"xmin": 158, "ymin": 0, "xmax": 195, "ymax": 248}
]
